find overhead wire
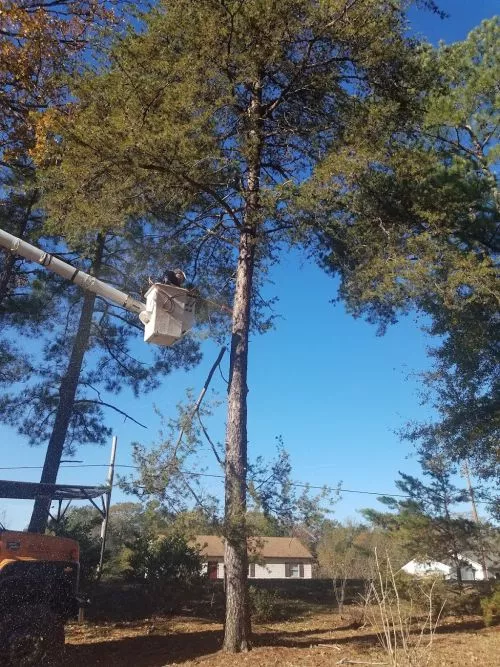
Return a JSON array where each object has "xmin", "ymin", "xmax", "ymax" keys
[{"xmin": 0, "ymin": 463, "xmax": 491, "ymax": 503}]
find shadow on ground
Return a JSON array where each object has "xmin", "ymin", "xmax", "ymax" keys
[
  {"xmin": 66, "ymin": 610, "xmax": 490, "ymax": 667},
  {"xmin": 66, "ymin": 628, "xmax": 224, "ymax": 666},
  {"xmin": 66, "ymin": 621, "xmax": 383, "ymax": 666}
]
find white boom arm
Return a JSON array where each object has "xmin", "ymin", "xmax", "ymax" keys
[
  {"xmin": 0, "ymin": 228, "xmax": 195, "ymax": 346},
  {"xmin": 0, "ymin": 228, "xmax": 145, "ymax": 314}
]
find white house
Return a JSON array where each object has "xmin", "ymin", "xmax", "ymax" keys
[
  {"xmin": 402, "ymin": 554, "xmax": 499, "ymax": 581},
  {"xmin": 193, "ymin": 535, "xmax": 314, "ymax": 580}
]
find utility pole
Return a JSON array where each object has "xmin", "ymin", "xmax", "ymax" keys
[
  {"xmin": 462, "ymin": 461, "xmax": 488, "ymax": 580},
  {"xmin": 97, "ymin": 435, "xmax": 118, "ymax": 579}
]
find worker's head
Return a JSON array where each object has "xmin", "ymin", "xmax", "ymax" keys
[{"xmin": 174, "ymin": 269, "xmax": 186, "ymax": 285}]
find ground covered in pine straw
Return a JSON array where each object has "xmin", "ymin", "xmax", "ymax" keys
[{"xmin": 65, "ymin": 608, "xmax": 499, "ymax": 666}]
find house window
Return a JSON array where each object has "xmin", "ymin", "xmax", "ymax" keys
[
  {"xmin": 286, "ymin": 563, "xmax": 304, "ymax": 578},
  {"xmin": 248, "ymin": 562, "xmax": 256, "ymax": 578}
]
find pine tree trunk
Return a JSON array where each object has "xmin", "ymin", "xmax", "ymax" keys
[
  {"xmin": 223, "ymin": 79, "xmax": 262, "ymax": 653},
  {"xmin": 0, "ymin": 252, "xmax": 17, "ymax": 309},
  {"xmin": 223, "ymin": 226, "xmax": 255, "ymax": 652},
  {"xmin": 28, "ymin": 235, "xmax": 105, "ymax": 533},
  {"xmin": 0, "ymin": 191, "xmax": 37, "ymax": 308}
]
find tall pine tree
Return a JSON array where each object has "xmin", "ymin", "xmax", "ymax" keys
[{"xmin": 34, "ymin": 0, "xmax": 437, "ymax": 650}]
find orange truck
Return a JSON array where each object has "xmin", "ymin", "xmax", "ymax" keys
[{"xmin": 0, "ymin": 529, "xmax": 81, "ymax": 666}]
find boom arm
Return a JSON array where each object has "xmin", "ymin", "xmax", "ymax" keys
[
  {"xmin": 0, "ymin": 228, "xmax": 145, "ymax": 314},
  {"xmin": 0, "ymin": 228, "xmax": 195, "ymax": 346}
]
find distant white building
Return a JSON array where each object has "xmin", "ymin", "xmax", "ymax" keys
[
  {"xmin": 402, "ymin": 554, "xmax": 499, "ymax": 581},
  {"xmin": 193, "ymin": 535, "xmax": 314, "ymax": 580}
]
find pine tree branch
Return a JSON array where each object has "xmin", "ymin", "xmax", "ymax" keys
[
  {"xmin": 197, "ymin": 410, "xmax": 224, "ymax": 468},
  {"xmin": 172, "ymin": 347, "xmax": 227, "ymax": 460},
  {"xmin": 73, "ymin": 399, "xmax": 148, "ymax": 428}
]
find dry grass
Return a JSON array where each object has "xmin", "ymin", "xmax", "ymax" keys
[{"xmin": 65, "ymin": 608, "xmax": 499, "ymax": 666}]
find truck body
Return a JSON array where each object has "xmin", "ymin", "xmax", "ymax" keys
[{"xmin": 0, "ymin": 530, "xmax": 81, "ymax": 665}]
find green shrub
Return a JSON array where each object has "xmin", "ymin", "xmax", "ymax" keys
[
  {"xmin": 393, "ymin": 572, "xmax": 482, "ymax": 617},
  {"xmin": 249, "ymin": 587, "xmax": 282, "ymax": 622},
  {"xmin": 481, "ymin": 588, "xmax": 500, "ymax": 627},
  {"xmin": 127, "ymin": 534, "xmax": 203, "ymax": 612},
  {"xmin": 444, "ymin": 586, "xmax": 482, "ymax": 616}
]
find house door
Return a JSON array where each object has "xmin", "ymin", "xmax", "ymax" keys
[{"xmin": 208, "ymin": 561, "xmax": 218, "ymax": 580}]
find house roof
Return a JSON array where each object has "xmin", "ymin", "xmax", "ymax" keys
[{"xmin": 193, "ymin": 535, "xmax": 313, "ymax": 560}]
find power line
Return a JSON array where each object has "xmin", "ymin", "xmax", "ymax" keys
[{"xmin": 0, "ymin": 462, "xmax": 491, "ymax": 503}]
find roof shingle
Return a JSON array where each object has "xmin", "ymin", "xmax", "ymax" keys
[{"xmin": 192, "ymin": 535, "xmax": 313, "ymax": 559}]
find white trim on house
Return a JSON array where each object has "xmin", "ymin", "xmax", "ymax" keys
[{"xmin": 194, "ymin": 535, "xmax": 314, "ymax": 580}]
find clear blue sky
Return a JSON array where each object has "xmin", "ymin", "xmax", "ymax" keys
[{"xmin": 1, "ymin": 1, "xmax": 497, "ymax": 530}]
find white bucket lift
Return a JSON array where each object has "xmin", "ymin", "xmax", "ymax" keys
[
  {"xmin": 0, "ymin": 228, "xmax": 197, "ymax": 347},
  {"xmin": 140, "ymin": 284, "xmax": 196, "ymax": 346}
]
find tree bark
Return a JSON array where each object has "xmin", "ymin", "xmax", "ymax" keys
[
  {"xmin": 0, "ymin": 251, "xmax": 18, "ymax": 310},
  {"xmin": 223, "ymin": 226, "xmax": 255, "ymax": 651},
  {"xmin": 28, "ymin": 235, "xmax": 105, "ymax": 533},
  {"xmin": 223, "ymin": 79, "xmax": 262, "ymax": 653},
  {"xmin": 0, "ymin": 191, "xmax": 37, "ymax": 309}
]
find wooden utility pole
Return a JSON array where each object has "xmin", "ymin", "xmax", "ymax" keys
[
  {"xmin": 97, "ymin": 435, "xmax": 118, "ymax": 579},
  {"xmin": 462, "ymin": 462, "xmax": 488, "ymax": 580}
]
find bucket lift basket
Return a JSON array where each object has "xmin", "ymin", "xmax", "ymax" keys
[{"xmin": 141, "ymin": 284, "xmax": 196, "ymax": 346}]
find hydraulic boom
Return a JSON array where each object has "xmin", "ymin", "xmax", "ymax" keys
[{"xmin": 0, "ymin": 228, "xmax": 195, "ymax": 346}]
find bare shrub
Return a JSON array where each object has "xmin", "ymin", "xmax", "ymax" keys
[{"xmin": 362, "ymin": 550, "xmax": 444, "ymax": 666}]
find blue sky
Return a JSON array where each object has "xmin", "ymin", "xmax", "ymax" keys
[{"xmin": 1, "ymin": 1, "xmax": 497, "ymax": 530}]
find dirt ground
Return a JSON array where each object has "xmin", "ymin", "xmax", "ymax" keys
[{"xmin": 65, "ymin": 609, "xmax": 500, "ymax": 667}]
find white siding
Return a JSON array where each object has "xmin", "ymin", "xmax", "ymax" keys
[
  {"xmin": 202, "ymin": 558, "xmax": 313, "ymax": 579},
  {"xmin": 402, "ymin": 558, "xmax": 486, "ymax": 581},
  {"xmin": 460, "ymin": 559, "xmax": 485, "ymax": 581},
  {"xmin": 303, "ymin": 562, "xmax": 312, "ymax": 579},
  {"xmin": 249, "ymin": 559, "xmax": 313, "ymax": 579},
  {"xmin": 252, "ymin": 562, "xmax": 284, "ymax": 579},
  {"xmin": 402, "ymin": 559, "xmax": 451, "ymax": 578}
]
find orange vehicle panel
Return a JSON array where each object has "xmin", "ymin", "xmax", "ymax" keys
[{"xmin": 0, "ymin": 530, "xmax": 79, "ymax": 569}]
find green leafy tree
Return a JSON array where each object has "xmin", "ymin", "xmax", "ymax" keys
[
  {"xmin": 0, "ymin": 162, "xmax": 55, "ymax": 384},
  {"xmin": 49, "ymin": 501, "xmax": 175, "ymax": 581},
  {"xmin": 362, "ymin": 457, "xmax": 482, "ymax": 581},
  {"xmin": 128, "ymin": 533, "xmax": 202, "ymax": 583},
  {"xmin": 49, "ymin": 506, "xmax": 102, "ymax": 585},
  {"xmin": 311, "ymin": 18, "xmax": 499, "ymax": 481},
  {"xmin": 36, "ymin": 0, "xmax": 437, "ymax": 650},
  {"xmin": 127, "ymin": 533, "xmax": 203, "ymax": 612}
]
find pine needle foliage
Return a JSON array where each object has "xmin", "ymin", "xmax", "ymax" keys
[{"xmin": 34, "ymin": 0, "xmax": 440, "ymax": 651}]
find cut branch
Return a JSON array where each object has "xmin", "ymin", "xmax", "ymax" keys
[{"xmin": 74, "ymin": 399, "xmax": 148, "ymax": 429}]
